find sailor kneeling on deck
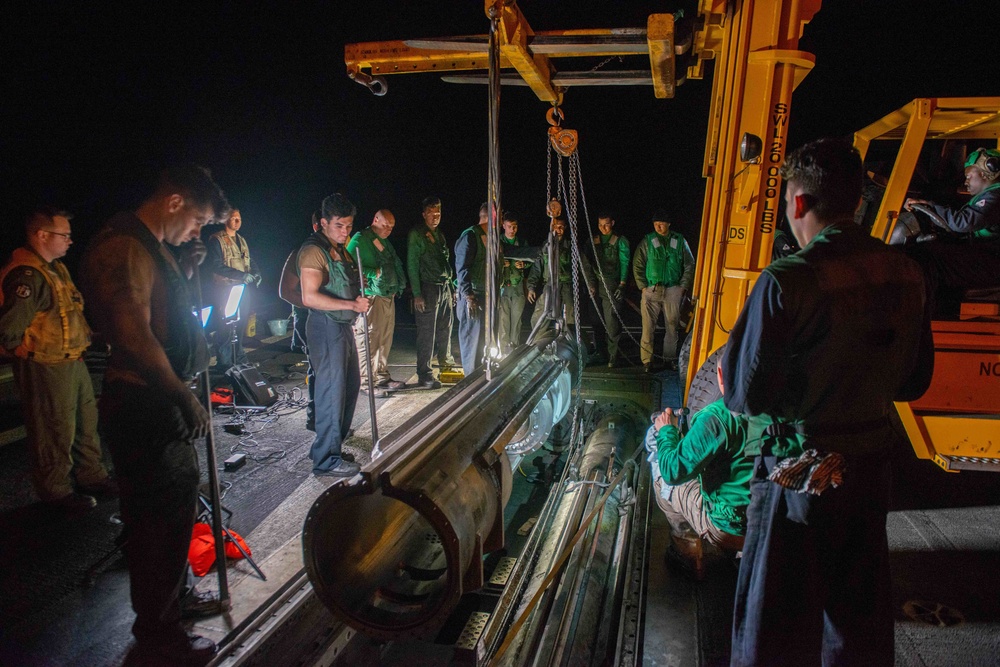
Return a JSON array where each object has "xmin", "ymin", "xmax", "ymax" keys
[{"xmin": 645, "ymin": 357, "xmax": 751, "ymax": 579}]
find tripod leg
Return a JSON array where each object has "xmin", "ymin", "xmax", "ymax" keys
[
  {"xmin": 83, "ymin": 536, "xmax": 127, "ymax": 587},
  {"xmin": 220, "ymin": 526, "xmax": 266, "ymax": 581},
  {"xmin": 198, "ymin": 494, "xmax": 266, "ymax": 581}
]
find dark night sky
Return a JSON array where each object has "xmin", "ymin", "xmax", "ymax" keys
[{"xmin": 3, "ymin": 1, "xmax": 998, "ymax": 287}]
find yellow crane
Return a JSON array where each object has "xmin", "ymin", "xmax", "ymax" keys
[{"xmin": 342, "ymin": 1, "xmax": 999, "ymax": 472}]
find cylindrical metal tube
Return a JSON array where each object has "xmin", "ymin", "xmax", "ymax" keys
[{"xmin": 303, "ymin": 338, "xmax": 578, "ymax": 640}]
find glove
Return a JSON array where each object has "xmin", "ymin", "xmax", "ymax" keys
[
  {"xmin": 613, "ymin": 286, "xmax": 624, "ymax": 301},
  {"xmin": 242, "ymin": 273, "xmax": 256, "ymax": 285}
]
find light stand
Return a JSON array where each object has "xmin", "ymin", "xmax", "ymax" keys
[
  {"xmin": 194, "ymin": 268, "xmax": 237, "ymax": 612},
  {"xmin": 221, "ymin": 283, "xmax": 246, "ymax": 372}
]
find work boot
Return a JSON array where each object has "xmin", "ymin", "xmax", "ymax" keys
[
  {"xmin": 418, "ymin": 376, "xmax": 442, "ymax": 389},
  {"xmin": 375, "ymin": 379, "xmax": 406, "ymax": 389},
  {"xmin": 314, "ymin": 459, "xmax": 361, "ymax": 478},
  {"xmin": 125, "ymin": 634, "xmax": 217, "ymax": 667}
]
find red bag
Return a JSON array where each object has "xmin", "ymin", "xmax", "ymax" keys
[
  {"xmin": 188, "ymin": 522, "xmax": 252, "ymax": 576},
  {"xmin": 210, "ymin": 387, "xmax": 234, "ymax": 405}
]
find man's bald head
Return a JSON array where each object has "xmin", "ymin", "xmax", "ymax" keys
[{"xmin": 372, "ymin": 209, "xmax": 396, "ymax": 239}]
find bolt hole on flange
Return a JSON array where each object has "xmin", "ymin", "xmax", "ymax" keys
[{"xmin": 902, "ymin": 600, "xmax": 965, "ymax": 628}]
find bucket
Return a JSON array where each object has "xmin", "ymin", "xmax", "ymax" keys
[{"xmin": 267, "ymin": 319, "xmax": 289, "ymax": 337}]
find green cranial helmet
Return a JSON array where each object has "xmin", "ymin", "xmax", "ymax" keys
[{"xmin": 964, "ymin": 147, "xmax": 1000, "ymax": 180}]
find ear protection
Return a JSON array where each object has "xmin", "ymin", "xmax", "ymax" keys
[{"xmin": 965, "ymin": 147, "xmax": 1000, "ymax": 180}]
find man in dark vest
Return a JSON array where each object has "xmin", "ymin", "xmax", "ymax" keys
[
  {"xmin": 631, "ymin": 211, "xmax": 694, "ymax": 372},
  {"xmin": 0, "ymin": 206, "xmax": 115, "ymax": 513},
  {"xmin": 205, "ymin": 208, "xmax": 260, "ymax": 371},
  {"xmin": 297, "ymin": 193, "xmax": 368, "ymax": 477},
  {"xmin": 81, "ymin": 164, "xmax": 229, "ymax": 666},
  {"xmin": 723, "ymin": 138, "xmax": 934, "ymax": 666}
]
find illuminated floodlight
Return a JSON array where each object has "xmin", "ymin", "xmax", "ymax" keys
[
  {"xmin": 200, "ymin": 306, "xmax": 213, "ymax": 328},
  {"xmin": 223, "ymin": 284, "xmax": 246, "ymax": 323}
]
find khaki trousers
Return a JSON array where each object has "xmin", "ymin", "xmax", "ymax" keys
[
  {"xmin": 14, "ymin": 358, "xmax": 108, "ymax": 501},
  {"xmin": 354, "ymin": 295, "xmax": 395, "ymax": 385},
  {"xmin": 640, "ymin": 285, "xmax": 685, "ymax": 364},
  {"xmin": 653, "ymin": 478, "xmax": 744, "ymax": 551}
]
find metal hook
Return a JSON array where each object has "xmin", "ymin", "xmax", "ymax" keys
[
  {"xmin": 546, "ymin": 106, "xmax": 564, "ymax": 128},
  {"xmin": 348, "ymin": 69, "xmax": 389, "ymax": 97}
]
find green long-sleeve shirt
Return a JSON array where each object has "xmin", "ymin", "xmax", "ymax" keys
[
  {"xmin": 407, "ymin": 224, "xmax": 453, "ymax": 289},
  {"xmin": 347, "ymin": 227, "xmax": 405, "ymax": 297},
  {"xmin": 656, "ymin": 399, "xmax": 753, "ymax": 536}
]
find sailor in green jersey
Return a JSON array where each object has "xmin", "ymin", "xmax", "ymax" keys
[
  {"xmin": 631, "ymin": 210, "xmax": 694, "ymax": 371},
  {"xmin": 347, "ymin": 209, "xmax": 406, "ymax": 390},
  {"xmin": 588, "ymin": 210, "xmax": 630, "ymax": 367},
  {"xmin": 646, "ymin": 357, "xmax": 751, "ymax": 580},
  {"xmin": 498, "ymin": 210, "xmax": 527, "ymax": 354}
]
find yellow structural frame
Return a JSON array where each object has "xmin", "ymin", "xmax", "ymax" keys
[
  {"xmin": 685, "ymin": 0, "xmax": 821, "ymax": 391},
  {"xmin": 344, "ymin": 3, "xmax": 679, "ymax": 103}
]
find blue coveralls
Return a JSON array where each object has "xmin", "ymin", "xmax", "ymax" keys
[{"xmin": 723, "ymin": 223, "xmax": 934, "ymax": 666}]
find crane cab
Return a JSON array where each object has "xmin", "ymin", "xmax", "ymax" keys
[{"xmin": 854, "ymin": 97, "xmax": 1000, "ymax": 472}]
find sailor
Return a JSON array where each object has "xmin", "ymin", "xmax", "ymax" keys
[
  {"xmin": 645, "ymin": 356, "xmax": 751, "ymax": 579},
  {"xmin": 297, "ymin": 193, "xmax": 368, "ymax": 477},
  {"xmin": 454, "ymin": 202, "xmax": 493, "ymax": 374},
  {"xmin": 205, "ymin": 208, "xmax": 260, "ymax": 371},
  {"xmin": 631, "ymin": 211, "xmax": 694, "ymax": 372},
  {"xmin": 723, "ymin": 138, "xmax": 933, "ymax": 666},
  {"xmin": 526, "ymin": 210, "xmax": 593, "ymax": 340},
  {"xmin": 0, "ymin": 206, "xmax": 115, "ymax": 513},
  {"xmin": 81, "ymin": 164, "xmax": 228, "ymax": 666},
  {"xmin": 497, "ymin": 209, "xmax": 527, "ymax": 354},
  {"xmin": 347, "ymin": 208, "xmax": 407, "ymax": 390},
  {"xmin": 589, "ymin": 210, "xmax": 630, "ymax": 367},
  {"xmin": 407, "ymin": 196, "xmax": 454, "ymax": 388},
  {"xmin": 903, "ymin": 146, "xmax": 1000, "ymax": 314}
]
